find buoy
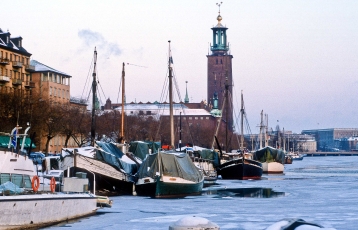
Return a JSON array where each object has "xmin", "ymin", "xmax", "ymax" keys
[
  {"xmin": 169, "ymin": 216, "xmax": 220, "ymax": 230},
  {"xmin": 50, "ymin": 177, "xmax": 56, "ymax": 193}
]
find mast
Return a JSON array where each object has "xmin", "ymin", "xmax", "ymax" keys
[
  {"xmin": 168, "ymin": 41, "xmax": 175, "ymax": 148},
  {"xmin": 90, "ymin": 47, "xmax": 97, "ymax": 147},
  {"xmin": 121, "ymin": 62, "xmax": 125, "ymax": 143},
  {"xmin": 240, "ymin": 90, "xmax": 244, "ymax": 151},
  {"xmin": 259, "ymin": 110, "xmax": 263, "ymax": 149},
  {"xmin": 225, "ymin": 76, "xmax": 229, "ymax": 153}
]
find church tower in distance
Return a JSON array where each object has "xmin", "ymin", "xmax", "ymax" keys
[{"xmin": 207, "ymin": 7, "xmax": 234, "ymax": 131}]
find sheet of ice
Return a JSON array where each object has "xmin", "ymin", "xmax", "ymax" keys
[{"xmin": 43, "ymin": 156, "xmax": 358, "ymax": 230}]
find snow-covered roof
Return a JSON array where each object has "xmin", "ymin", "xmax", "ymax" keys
[{"xmin": 31, "ymin": 60, "xmax": 71, "ymax": 77}]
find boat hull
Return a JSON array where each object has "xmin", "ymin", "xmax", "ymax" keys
[
  {"xmin": 136, "ymin": 177, "xmax": 204, "ymax": 198},
  {"xmin": 0, "ymin": 194, "xmax": 97, "ymax": 230},
  {"xmin": 218, "ymin": 159, "xmax": 262, "ymax": 180},
  {"xmin": 62, "ymin": 154, "xmax": 135, "ymax": 195},
  {"xmin": 262, "ymin": 162, "xmax": 284, "ymax": 173}
]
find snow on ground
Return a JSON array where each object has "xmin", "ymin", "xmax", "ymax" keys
[{"xmin": 43, "ymin": 156, "xmax": 358, "ymax": 230}]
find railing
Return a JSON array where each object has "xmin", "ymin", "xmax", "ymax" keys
[
  {"xmin": 25, "ymin": 81, "xmax": 35, "ymax": 88},
  {"xmin": 12, "ymin": 61, "xmax": 23, "ymax": 68},
  {"xmin": 12, "ymin": 78, "xmax": 22, "ymax": 85},
  {"xmin": 0, "ymin": 75, "xmax": 10, "ymax": 82},
  {"xmin": 0, "ymin": 58, "xmax": 10, "ymax": 65},
  {"xmin": 25, "ymin": 64, "xmax": 35, "ymax": 72}
]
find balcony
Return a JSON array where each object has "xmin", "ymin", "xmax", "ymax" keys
[
  {"xmin": 25, "ymin": 64, "xmax": 35, "ymax": 72},
  {"xmin": 12, "ymin": 78, "xmax": 22, "ymax": 86},
  {"xmin": 24, "ymin": 81, "xmax": 35, "ymax": 89},
  {"xmin": 0, "ymin": 58, "xmax": 9, "ymax": 65},
  {"xmin": 0, "ymin": 75, "xmax": 10, "ymax": 83},
  {"xmin": 12, "ymin": 61, "xmax": 23, "ymax": 68}
]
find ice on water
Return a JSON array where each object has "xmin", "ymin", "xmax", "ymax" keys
[{"xmin": 43, "ymin": 157, "xmax": 358, "ymax": 230}]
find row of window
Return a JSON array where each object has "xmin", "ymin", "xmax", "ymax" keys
[
  {"xmin": 0, "ymin": 68, "xmax": 31, "ymax": 80},
  {"xmin": 49, "ymin": 87, "xmax": 70, "ymax": 99},
  {"xmin": 0, "ymin": 86, "xmax": 32, "ymax": 95},
  {"xmin": 0, "ymin": 50, "xmax": 29, "ymax": 65},
  {"xmin": 42, "ymin": 73, "xmax": 69, "ymax": 85}
]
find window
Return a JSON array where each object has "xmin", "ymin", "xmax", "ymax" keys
[
  {"xmin": 189, "ymin": 117, "xmax": 192, "ymax": 120},
  {"xmin": 50, "ymin": 87, "xmax": 52, "ymax": 96},
  {"xmin": 146, "ymin": 111, "xmax": 152, "ymax": 115},
  {"xmin": 195, "ymin": 117, "xmax": 198, "ymax": 120},
  {"xmin": 200, "ymin": 117, "xmax": 203, "ymax": 120},
  {"xmin": 206, "ymin": 117, "xmax": 209, "ymax": 120}
]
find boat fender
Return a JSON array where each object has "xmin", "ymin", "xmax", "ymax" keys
[
  {"xmin": 31, "ymin": 175, "xmax": 40, "ymax": 192},
  {"xmin": 50, "ymin": 177, "xmax": 56, "ymax": 193}
]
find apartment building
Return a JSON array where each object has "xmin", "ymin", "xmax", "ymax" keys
[{"xmin": 0, "ymin": 28, "xmax": 34, "ymax": 96}]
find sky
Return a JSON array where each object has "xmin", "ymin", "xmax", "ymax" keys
[{"xmin": 2, "ymin": 0, "xmax": 358, "ymax": 133}]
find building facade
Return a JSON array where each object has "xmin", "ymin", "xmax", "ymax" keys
[{"xmin": 0, "ymin": 28, "xmax": 34, "ymax": 97}]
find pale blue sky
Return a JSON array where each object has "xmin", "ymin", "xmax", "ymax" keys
[{"xmin": 2, "ymin": 0, "xmax": 358, "ymax": 133}]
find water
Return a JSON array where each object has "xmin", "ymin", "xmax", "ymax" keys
[{"xmin": 43, "ymin": 156, "xmax": 358, "ymax": 229}]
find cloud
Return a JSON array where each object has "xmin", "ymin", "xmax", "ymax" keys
[{"xmin": 78, "ymin": 29, "xmax": 122, "ymax": 57}]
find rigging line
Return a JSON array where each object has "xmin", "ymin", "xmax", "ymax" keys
[
  {"xmin": 81, "ymin": 55, "xmax": 94, "ymax": 100},
  {"xmin": 97, "ymin": 80, "xmax": 107, "ymax": 105}
]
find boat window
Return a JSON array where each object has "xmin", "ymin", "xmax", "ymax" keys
[
  {"xmin": 11, "ymin": 174, "xmax": 23, "ymax": 187},
  {"xmin": 23, "ymin": 175, "xmax": 32, "ymax": 189},
  {"xmin": 0, "ymin": 173, "xmax": 10, "ymax": 184}
]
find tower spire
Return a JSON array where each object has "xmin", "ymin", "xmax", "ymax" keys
[{"xmin": 184, "ymin": 81, "xmax": 189, "ymax": 103}]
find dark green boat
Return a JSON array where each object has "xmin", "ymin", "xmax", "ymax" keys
[{"xmin": 135, "ymin": 151, "xmax": 204, "ymax": 198}]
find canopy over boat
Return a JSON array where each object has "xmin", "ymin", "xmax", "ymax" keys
[
  {"xmin": 136, "ymin": 151, "xmax": 203, "ymax": 183},
  {"xmin": 129, "ymin": 141, "xmax": 160, "ymax": 160},
  {"xmin": 253, "ymin": 146, "xmax": 286, "ymax": 164}
]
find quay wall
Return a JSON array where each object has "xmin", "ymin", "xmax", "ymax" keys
[{"xmin": 305, "ymin": 152, "xmax": 358, "ymax": 157}]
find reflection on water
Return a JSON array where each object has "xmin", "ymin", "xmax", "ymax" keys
[{"xmin": 202, "ymin": 187, "xmax": 285, "ymax": 198}]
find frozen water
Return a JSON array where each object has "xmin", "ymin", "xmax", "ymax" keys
[{"xmin": 42, "ymin": 156, "xmax": 358, "ymax": 229}]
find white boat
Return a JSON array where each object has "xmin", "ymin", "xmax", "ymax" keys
[
  {"xmin": 253, "ymin": 146, "xmax": 286, "ymax": 174},
  {"xmin": 0, "ymin": 126, "xmax": 99, "ymax": 230},
  {"xmin": 261, "ymin": 161, "xmax": 285, "ymax": 174}
]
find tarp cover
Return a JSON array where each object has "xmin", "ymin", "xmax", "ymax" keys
[
  {"xmin": 253, "ymin": 146, "xmax": 286, "ymax": 164},
  {"xmin": 0, "ymin": 181, "xmax": 24, "ymax": 194},
  {"xmin": 137, "ymin": 151, "xmax": 203, "ymax": 183},
  {"xmin": 199, "ymin": 149, "xmax": 220, "ymax": 167},
  {"xmin": 129, "ymin": 141, "xmax": 148, "ymax": 160},
  {"xmin": 95, "ymin": 142, "xmax": 138, "ymax": 175}
]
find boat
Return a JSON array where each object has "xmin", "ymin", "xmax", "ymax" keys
[
  {"xmin": 287, "ymin": 152, "xmax": 304, "ymax": 161},
  {"xmin": 214, "ymin": 88, "xmax": 262, "ymax": 180},
  {"xmin": 59, "ymin": 49, "xmax": 141, "ymax": 195},
  {"xmin": 253, "ymin": 146, "xmax": 286, "ymax": 173},
  {"xmin": 182, "ymin": 146, "xmax": 219, "ymax": 186},
  {"xmin": 135, "ymin": 41, "xmax": 204, "ymax": 198},
  {"xmin": 0, "ymin": 125, "xmax": 99, "ymax": 229}
]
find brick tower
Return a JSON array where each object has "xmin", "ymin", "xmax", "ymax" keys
[{"xmin": 207, "ymin": 10, "xmax": 234, "ymax": 131}]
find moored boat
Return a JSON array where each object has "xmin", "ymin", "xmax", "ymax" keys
[
  {"xmin": 253, "ymin": 146, "xmax": 286, "ymax": 173},
  {"xmin": 135, "ymin": 150, "xmax": 204, "ymax": 198},
  {"xmin": 0, "ymin": 126, "xmax": 100, "ymax": 230}
]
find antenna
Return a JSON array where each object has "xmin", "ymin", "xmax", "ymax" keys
[{"xmin": 216, "ymin": 2, "xmax": 223, "ymax": 14}]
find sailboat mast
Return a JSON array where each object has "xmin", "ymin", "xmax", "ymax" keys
[
  {"xmin": 90, "ymin": 47, "xmax": 97, "ymax": 147},
  {"xmin": 225, "ymin": 76, "xmax": 229, "ymax": 153},
  {"xmin": 168, "ymin": 41, "xmax": 175, "ymax": 148},
  {"xmin": 121, "ymin": 62, "xmax": 125, "ymax": 143},
  {"xmin": 240, "ymin": 91, "xmax": 244, "ymax": 151},
  {"xmin": 259, "ymin": 110, "xmax": 263, "ymax": 149}
]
